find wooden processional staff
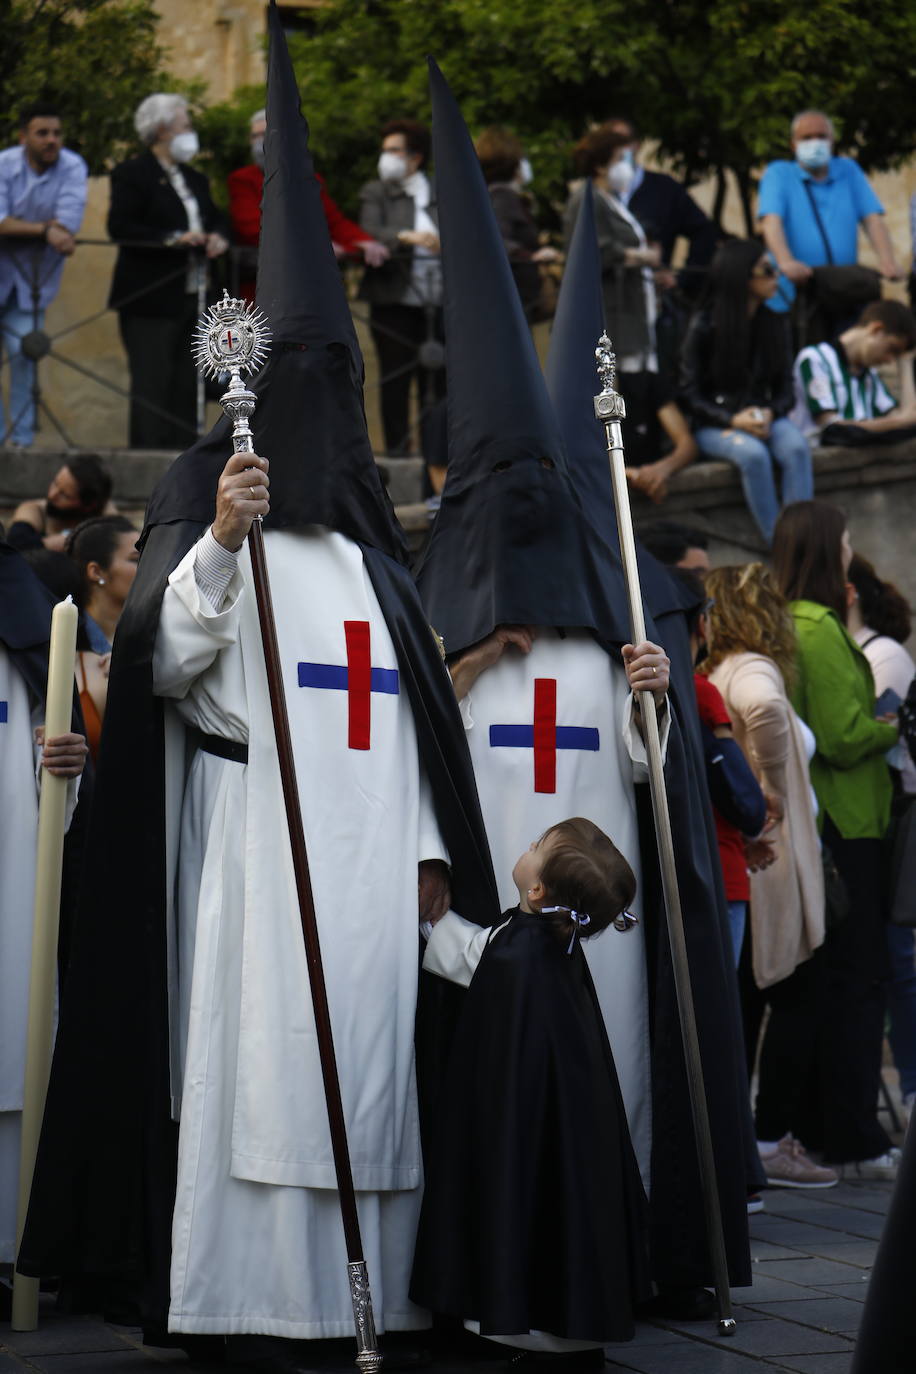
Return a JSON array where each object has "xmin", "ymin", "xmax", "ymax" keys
[
  {"xmin": 193, "ymin": 292, "xmax": 383, "ymax": 1372},
  {"xmin": 593, "ymin": 333, "xmax": 737, "ymax": 1337}
]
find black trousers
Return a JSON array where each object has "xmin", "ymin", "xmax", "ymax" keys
[
  {"xmin": 741, "ymin": 938, "xmax": 826, "ymax": 1144},
  {"xmin": 119, "ymin": 297, "xmax": 199, "ymax": 450},
  {"xmin": 369, "ymin": 302, "xmax": 445, "ymax": 456},
  {"xmin": 815, "ymin": 820, "xmax": 891, "ymax": 1163}
]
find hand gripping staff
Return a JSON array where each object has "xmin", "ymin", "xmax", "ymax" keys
[
  {"xmin": 594, "ymin": 333, "xmax": 736, "ymax": 1337},
  {"xmin": 193, "ymin": 291, "xmax": 383, "ymax": 1371}
]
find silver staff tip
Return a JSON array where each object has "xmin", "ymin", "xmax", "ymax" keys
[
  {"xmin": 192, "ymin": 294, "xmax": 271, "ymax": 380},
  {"xmin": 593, "ymin": 333, "xmax": 626, "ymax": 420}
]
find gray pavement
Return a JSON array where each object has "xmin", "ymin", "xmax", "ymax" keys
[{"xmin": 0, "ymin": 1176, "xmax": 891, "ymax": 1373}]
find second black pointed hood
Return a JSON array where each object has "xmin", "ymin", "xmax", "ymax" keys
[
  {"xmin": 416, "ymin": 59, "xmax": 628, "ymax": 655},
  {"xmin": 142, "ymin": 1, "xmax": 405, "ymax": 562},
  {"xmin": 545, "ymin": 180, "xmax": 697, "ymax": 624}
]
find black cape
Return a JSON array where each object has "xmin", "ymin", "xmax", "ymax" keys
[
  {"xmin": 850, "ymin": 1119, "xmax": 916, "ymax": 1373},
  {"xmin": 411, "ymin": 911, "xmax": 651, "ymax": 1342},
  {"xmin": 17, "ymin": 519, "xmax": 501, "ymax": 1320}
]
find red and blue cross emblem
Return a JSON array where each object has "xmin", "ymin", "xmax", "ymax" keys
[
  {"xmin": 297, "ymin": 620, "xmax": 398, "ymax": 751},
  {"xmin": 489, "ymin": 678, "xmax": 599, "ymax": 793}
]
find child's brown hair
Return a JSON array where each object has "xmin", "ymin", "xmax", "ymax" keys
[{"xmin": 538, "ymin": 817, "xmax": 636, "ymax": 947}]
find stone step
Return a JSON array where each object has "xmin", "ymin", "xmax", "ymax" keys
[{"xmin": 0, "ymin": 446, "xmax": 426, "ymax": 507}]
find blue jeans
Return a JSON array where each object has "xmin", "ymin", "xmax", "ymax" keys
[
  {"xmin": 0, "ymin": 289, "xmax": 41, "ymax": 445},
  {"xmin": 695, "ymin": 417, "xmax": 813, "ymax": 543},
  {"xmin": 887, "ymin": 923, "xmax": 916, "ymax": 1100},
  {"xmin": 727, "ymin": 900, "xmax": 746, "ymax": 969}
]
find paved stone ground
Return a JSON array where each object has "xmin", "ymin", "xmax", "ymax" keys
[{"xmin": 0, "ymin": 1176, "xmax": 892, "ymax": 1373}]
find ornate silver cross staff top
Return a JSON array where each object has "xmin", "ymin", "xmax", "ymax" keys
[
  {"xmin": 192, "ymin": 289, "xmax": 271, "ymax": 456},
  {"xmin": 593, "ymin": 332, "xmax": 626, "ymax": 423}
]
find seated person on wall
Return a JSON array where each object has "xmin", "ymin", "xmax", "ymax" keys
[
  {"xmin": 7, "ymin": 455, "xmax": 115, "ymax": 553},
  {"xmin": 620, "ymin": 369, "xmax": 698, "ymax": 505},
  {"xmin": 790, "ymin": 299, "xmax": 916, "ymax": 445}
]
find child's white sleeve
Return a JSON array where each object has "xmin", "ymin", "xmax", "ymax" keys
[{"xmin": 423, "ymin": 911, "xmax": 510, "ymax": 987}]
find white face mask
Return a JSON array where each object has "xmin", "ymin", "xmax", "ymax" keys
[
  {"xmin": 795, "ymin": 137, "xmax": 831, "ymax": 171},
  {"xmin": 607, "ymin": 157, "xmax": 635, "ymax": 195},
  {"xmin": 378, "ymin": 151, "xmax": 408, "ymax": 182},
  {"xmin": 170, "ymin": 130, "xmax": 199, "ymax": 163},
  {"xmin": 518, "ymin": 157, "xmax": 533, "ymax": 186}
]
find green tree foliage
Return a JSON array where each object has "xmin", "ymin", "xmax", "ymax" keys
[
  {"xmin": 257, "ymin": 0, "xmax": 916, "ymax": 230},
  {"xmin": 0, "ymin": 0, "xmax": 169, "ymax": 174}
]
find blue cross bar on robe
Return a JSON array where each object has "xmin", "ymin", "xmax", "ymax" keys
[
  {"xmin": 297, "ymin": 619, "xmax": 399, "ymax": 751},
  {"xmin": 489, "ymin": 678, "xmax": 600, "ymax": 794},
  {"xmin": 0, "ymin": 701, "xmax": 7, "ymax": 723}
]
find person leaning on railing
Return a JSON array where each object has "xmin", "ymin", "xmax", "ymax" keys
[{"xmin": 107, "ymin": 93, "xmax": 229, "ymax": 451}]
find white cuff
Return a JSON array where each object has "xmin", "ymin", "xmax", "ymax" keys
[{"xmin": 194, "ymin": 527, "xmax": 240, "ymax": 609}]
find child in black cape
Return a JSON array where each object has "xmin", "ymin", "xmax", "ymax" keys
[{"xmin": 412, "ymin": 817, "xmax": 651, "ymax": 1369}]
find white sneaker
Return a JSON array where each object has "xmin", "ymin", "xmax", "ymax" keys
[{"xmin": 839, "ymin": 1148, "xmax": 901, "ymax": 1181}]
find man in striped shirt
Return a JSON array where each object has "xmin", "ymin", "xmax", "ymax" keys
[{"xmin": 790, "ymin": 300, "xmax": 916, "ymax": 441}]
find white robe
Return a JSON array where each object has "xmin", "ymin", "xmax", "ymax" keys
[
  {"xmin": 153, "ymin": 528, "xmax": 447, "ymax": 1338},
  {"xmin": 0, "ymin": 646, "xmax": 77, "ymax": 1263},
  {"xmin": 459, "ymin": 629, "xmax": 669, "ymax": 1189}
]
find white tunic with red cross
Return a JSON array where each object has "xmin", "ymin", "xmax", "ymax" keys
[
  {"xmin": 153, "ymin": 528, "xmax": 446, "ymax": 1338},
  {"xmin": 460, "ymin": 627, "xmax": 668, "ymax": 1188}
]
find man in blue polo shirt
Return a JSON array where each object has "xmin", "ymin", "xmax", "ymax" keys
[
  {"xmin": 0, "ymin": 101, "xmax": 87, "ymax": 449},
  {"xmin": 757, "ymin": 109, "xmax": 902, "ymax": 315}
]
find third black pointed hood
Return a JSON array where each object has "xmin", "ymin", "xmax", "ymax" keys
[{"xmin": 545, "ymin": 179, "xmax": 697, "ymax": 624}]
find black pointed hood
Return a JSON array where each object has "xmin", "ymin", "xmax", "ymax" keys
[
  {"xmin": 143, "ymin": 1, "xmax": 405, "ymax": 561},
  {"xmin": 545, "ymin": 179, "xmax": 697, "ymax": 623},
  {"xmin": 415, "ymin": 60, "xmax": 628, "ymax": 655},
  {"xmin": 0, "ymin": 536, "xmax": 53, "ymax": 651}
]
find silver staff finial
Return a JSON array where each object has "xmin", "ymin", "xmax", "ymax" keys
[
  {"xmin": 192, "ymin": 290, "xmax": 271, "ymax": 461},
  {"xmin": 593, "ymin": 331, "xmax": 626, "ymax": 422},
  {"xmin": 192, "ymin": 288, "xmax": 270, "ymax": 380}
]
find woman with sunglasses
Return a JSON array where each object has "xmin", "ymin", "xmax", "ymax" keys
[{"xmin": 680, "ymin": 239, "xmax": 813, "ymax": 543}]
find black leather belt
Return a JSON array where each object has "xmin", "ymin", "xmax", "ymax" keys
[{"xmin": 187, "ymin": 726, "xmax": 248, "ymax": 765}]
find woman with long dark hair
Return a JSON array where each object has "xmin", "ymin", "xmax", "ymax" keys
[
  {"xmin": 680, "ymin": 239, "xmax": 812, "ymax": 542},
  {"xmin": 772, "ymin": 500, "xmax": 900, "ymax": 1178}
]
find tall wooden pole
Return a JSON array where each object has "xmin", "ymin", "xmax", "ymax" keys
[
  {"xmin": 594, "ymin": 334, "xmax": 736, "ymax": 1336},
  {"xmin": 194, "ymin": 294, "xmax": 382, "ymax": 1370}
]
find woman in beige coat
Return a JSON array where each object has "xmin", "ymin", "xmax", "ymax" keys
[{"xmin": 702, "ymin": 563, "xmax": 832, "ymax": 1189}]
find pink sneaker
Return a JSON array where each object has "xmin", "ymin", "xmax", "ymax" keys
[{"xmin": 761, "ymin": 1135, "xmax": 838, "ymax": 1189}]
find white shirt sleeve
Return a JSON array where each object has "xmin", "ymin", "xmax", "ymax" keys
[
  {"xmin": 422, "ymin": 910, "xmax": 511, "ymax": 987},
  {"xmin": 623, "ymin": 692, "xmax": 671, "ymax": 781},
  {"xmin": 152, "ymin": 532, "xmax": 246, "ymax": 700}
]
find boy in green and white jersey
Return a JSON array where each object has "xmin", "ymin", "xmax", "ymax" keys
[{"xmin": 790, "ymin": 299, "xmax": 916, "ymax": 441}]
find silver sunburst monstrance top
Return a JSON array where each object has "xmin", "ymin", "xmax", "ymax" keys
[
  {"xmin": 192, "ymin": 290, "xmax": 271, "ymax": 455},
  {"xmin": 192, "ymin": 289, "xmax": 270, "ymax": 380},
  {"xmin": 593, "ymin": 331, "xmax": 626, "ymax": 422}
]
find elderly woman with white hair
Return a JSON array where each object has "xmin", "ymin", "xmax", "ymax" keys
[{"xmin": 108, "ymin": 93, "xmax": 229, "ymax": 449}]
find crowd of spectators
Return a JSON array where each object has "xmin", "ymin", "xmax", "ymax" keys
[
  {"xmin": 6, "ymin": 95, "xmax": 916, "ymax": 514},
  {"xmin": 645, "ymin": 504, "xmax": 916, "ymax": 1192}
]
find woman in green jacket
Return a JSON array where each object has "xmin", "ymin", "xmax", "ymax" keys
[{"xmin": 772, "ymin": 500, "xmax": 900, "ymax": 1178}]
